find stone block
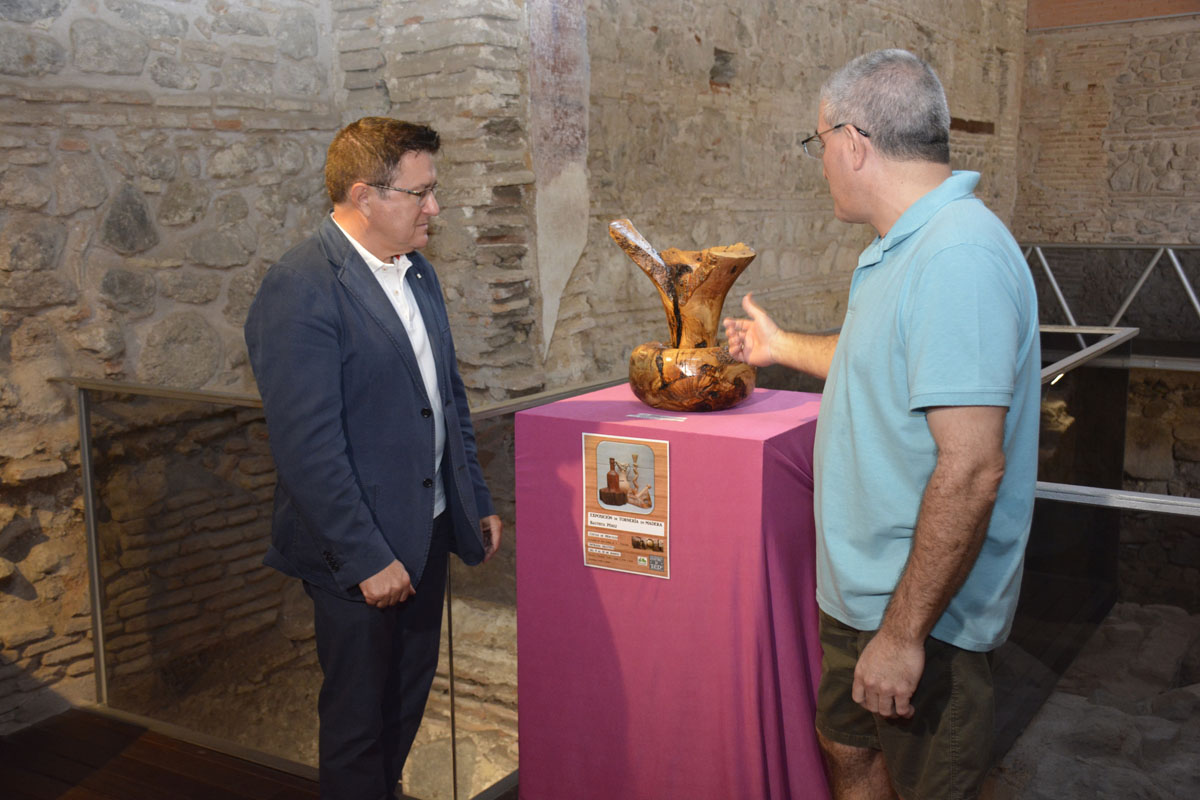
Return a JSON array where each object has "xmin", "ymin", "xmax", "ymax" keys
[
  {"xmin": 137, "ymin": 311, "xmax": 221, "ymax": 389},
  {"xmin": 105, "ymin": 0, "xmax": 188, "ymax": 37},
  {"xmin": 277, "ymin": 61, "xmax": 324, "ymax": 96},
  {"xmin": 204, "ymin": 581, "xmax": 273, "ymax": 613},
  {"xmin": 380, "ymin": 0, "xmax": 524, "ymax": 26},
  {"xmin": 207, "ymin": 142, "xmax": 259, "ymax": 178},
  {"xmin": 224, "ymin": 609, "xmax": 276, "ymax": 638},
  {"xmin": 1, "ymin": 0, "xmax": 69, "ymax": 24},
  {"xmin": 0, "ymin": 27, "xmax": 66, "ymax": 77},
  {"xmin": 331, "ymin": 0, "xmax": 378, "ymax": 11},
  {"xmin": 117, "ymin": 548, "xmax": 153, "ymax": 571},
  {"xmin": 184, "ymin": 229, "xmax": 253, "ymax": 267},
  {"xmin": 40, "ymin": 639, "xmax": 92, "ymax": 666},
  {"xmin": 334, "ymin": 8, "xmax": 380, "ymax": 32},
  {"xmin": 343, "ymin": 69, "xmax": 383, "ymax": 90},
  {"xmin": 337, "ymin": 28, "xmax": 383, "ymax": 52},
  {"xmin": 226, "ymin": 554, "xmax": 270, "ymax": 577},
  {"xmin": 65, "ymin": 660, "xmax": 94, "ymax": 677},
  {"xmin": 341, "ymin": 48, "xmax": 385, "ymax": 72},
  {"xmin": 0, "ymin": 167, "xmax": 52, "ymax": 211},
  {"xmin": 101, "ymin": 184, "xmax": 159, "ymax": 254},
  {"xmin": 158, "ymin": 179, "xmax": 211, "ymax": 227},
  {"xmin": 6, "ymin": 149, "xmax": 49, "ymax": 166},
  {"xmin": 0, "ymin": 455, "xmax": 67, "ymax": 484},
  {"xmin": 1126, "ymin": 416, "xmax": 1176, "ymax": 481},
  {"xmin": 149, "ymin": 56, "xmax": 201, "ymax": 91},
  {"xmin": 222, "ymin": 59, "xmax": 274, "ymax": 95},
  {"xmin": 1175, "ymin": 422, "xmax": 1200, "ymax": 462},
  {"xmin": 214, "ymin": 92, "xmax": 268, "ymax": 111},
  {"xmin": 70, "ymin": 18, "xmax": 149, "ymax": 75},
  {"xmin": 53, "ymin": 153, "xmax": 108, "ymax": 215},
  {"xmin": 109, "ymin": 585, "xmax": 151, "ymax": 610},
  {"xmin": 390, "ymin": 17, "xmax": 523, "ymax": 53},
  {"xmin": 231, "ymin": 44, "xmax": 278, "ymax": 65},
  {"xmin": 20, "ymin": 634, "xmax": 71, "ymax": 659},
  {"xmin": 157, "ymin": 269, "xmax": 222, "ymax": 304},
  {"xmin": 111, "ymin": 654, "xmax": 153, "ymax": 676},
  {"xmin": 99, "ymin": 267, "xmax": 157, "ymax": 315},
  {"xmin": 0, "ymin": 214, "xmax": 66, "ymax": 272},
  {"xmin": 223, "ymin": 593, "xmax": 278, "ymax": 620},
  {"xmin": 210, "ymin": 7, "xmax": 268, "ymax": 37},
  {"xmin": 278, "ymin": 8, "xmax": 318, "ymax": 60},
  {"xmin": 151, "ymin": 546, "xmax": 217, "ymax": 578}
]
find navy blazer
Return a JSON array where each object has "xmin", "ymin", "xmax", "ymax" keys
[{"xmin": 244, "ymin": 215, "xmax": 494, "ymax": 598}]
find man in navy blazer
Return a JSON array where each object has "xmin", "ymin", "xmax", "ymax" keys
[{"xmin": 244, "ymin": 117, "xmax": 502, "ymax": 800}]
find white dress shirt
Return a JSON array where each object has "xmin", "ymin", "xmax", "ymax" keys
[{"xmin": 332, "ymin": 217, "xmax": 447, "ymax": 517}]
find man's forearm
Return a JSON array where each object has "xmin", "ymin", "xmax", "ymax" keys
[
  {"xmin": 880, "ymin": 450, "xmax": 1003, "ymax": 644},
  {"xmin": 771, "ymin": 330, "xmax": 839, "ymax": 378}
]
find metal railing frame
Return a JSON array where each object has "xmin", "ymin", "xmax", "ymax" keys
[
  {"xmin": 1021, "ymin": 243, "xmax": 1200, "ymax": 518},
  {"xmin": 1023, "ymin": 242, "xmax": 1200, "ymax": 371}
]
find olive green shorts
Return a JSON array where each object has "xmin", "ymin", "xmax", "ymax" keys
[{"xmin": 814, "ymin": 611, "xmax": 994, "ymax": 800}]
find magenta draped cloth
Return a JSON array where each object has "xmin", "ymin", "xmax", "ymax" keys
[{"xmin": 515, "ymin": 385, "xmax": 830, "ymax": 800}]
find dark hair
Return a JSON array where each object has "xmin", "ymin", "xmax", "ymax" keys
[
  {"xmin": 821, "ymin": 49, "xmax": 950, "ymax": 164},
  {"xmin": 324, "ymin": 117, "xmax": 441, "ymax": 204}
]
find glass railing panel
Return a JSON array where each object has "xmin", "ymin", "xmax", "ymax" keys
[
  {"xmin": 72, "ymin": 376, "xmax": 618, "ymax": 799},
  {"xmin": 434, "ymin": 411, "xmax": 518, "ymax": 800},
  {"xmin": 83, "ymin": 387, "xmax": 458, "ymax": 799},
  {"xmin": 88, "ymin": 390, "xmax": 323, "ymax": 766}
]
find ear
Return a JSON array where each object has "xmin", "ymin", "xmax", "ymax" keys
[
  {"xmin": 847, "ymin": 128, "xmax": 869, "ymax": 172},
  {"xmin": 347, "ymin": 182, "xmax": 374, "ymax": 216}
]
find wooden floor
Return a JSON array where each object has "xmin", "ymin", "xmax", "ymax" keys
[
  {"xmin": 0, "ymin": 708, "xmax": 320, "ymax": 800},
  {"xmin": 0, "ymin": 707, "xmax": 519, "ymax": 800}
]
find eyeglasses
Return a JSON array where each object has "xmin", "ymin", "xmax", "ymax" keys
[
  {"xmin": 800, "ymin": 123, "xmax": 870, "ymax": 159},
  {"xmin": 366, "ymin": 182, "xmax": 438, "ymax": 203}
]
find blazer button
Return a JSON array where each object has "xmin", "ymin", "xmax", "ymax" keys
[
  {"xmin": 421, "ymin": 408, "xmax": 432, "ymax": 418},
  {"xmin": 423, "ymin": 478, "xmax": 433, "ymax": 488}
]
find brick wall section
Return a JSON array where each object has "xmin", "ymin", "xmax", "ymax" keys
[
  {"xmin": 1015, "ymin": 17, "xmax": 1200, "ymax": 243},
  {"xmin": 87, "ymin": 398, "xmax": 316, "ymax": 709},
  {"xmin": 362, "ymin": 0, "xmax": 541, "ymax": 403}
]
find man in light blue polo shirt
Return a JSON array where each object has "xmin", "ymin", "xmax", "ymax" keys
[{"xmin": 724, "ymin": 49, "xmax": 1039, "ymax": 800}]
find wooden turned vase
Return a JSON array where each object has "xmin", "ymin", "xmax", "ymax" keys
[{"xmin": 609, "ymin": 219, "xmax": 756, "ymax": 412}]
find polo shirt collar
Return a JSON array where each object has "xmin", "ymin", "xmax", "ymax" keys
[{"xmin": 857, "ymin": 170, "xmax": 980, "ymax": 269}]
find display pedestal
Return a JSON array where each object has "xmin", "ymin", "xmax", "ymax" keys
[{"xmin": 515, "ymin": 385, "xmax": 829, "ymax": 800}]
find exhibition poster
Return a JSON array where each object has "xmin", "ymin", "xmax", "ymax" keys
[{"xmin": 581, "ymin": 433, "xmax": 670, "ymax": 578}]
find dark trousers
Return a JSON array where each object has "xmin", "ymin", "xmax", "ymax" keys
[{"xmin": 305, "ymin": 514, "xmax": 451, "ymax": 800}]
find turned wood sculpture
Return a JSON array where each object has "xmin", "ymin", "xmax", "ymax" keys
[{"xmin": 610, "ymin": 219, "xmax": 756, "ymax": 412}]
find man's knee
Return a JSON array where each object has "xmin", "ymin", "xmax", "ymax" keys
[
  {"xmin": 819, "ymin": 729, "xmax": 876, "ymax": 766},
  {"xmin": 817, "ymin": 731, "xmax": 897, "ymax": 800}
]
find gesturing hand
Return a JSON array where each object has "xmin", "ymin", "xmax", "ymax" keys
[
  {"xmin": 852, "ymin": 629, "xmax": 925, "ymax": 719},
  {"xmin": 722, "ymin": 293, "xmax": 780, "ymax": 367},
  {"xmin": 359, "ymin": 559, "xmax": 414, "ymax": 608}
]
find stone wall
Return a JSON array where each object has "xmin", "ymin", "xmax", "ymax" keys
[
  {"xmin": 3, "ymin": 0, "xmax": 1031, "ymax": 736},
  {"xmin": 0, "ymin": 0, "xmax": 338, "ymax": 733},
  {"xmin": 553, "ymin": 0, "xmax": 1027, "ymax": 381},
  {"xmin": 1015, "ymin": 17, "xmax": 1200, "ymax": 243}
]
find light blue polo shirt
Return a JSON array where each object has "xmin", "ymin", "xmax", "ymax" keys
[{"xmin": 813, "ymin": 171, "xmax": 1040, "ymax": 652}]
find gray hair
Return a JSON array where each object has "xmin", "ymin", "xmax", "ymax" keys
[{"xmin": 820, "ymin": 49, "xmax": 950, "ymax": 164}]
